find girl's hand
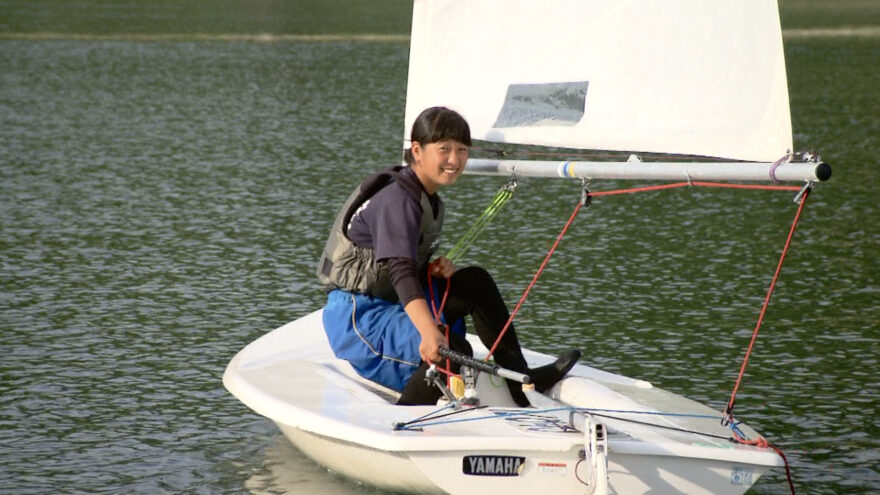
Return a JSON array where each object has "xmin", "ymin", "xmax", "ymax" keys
[
  {"xmin": 419, "ymin": 326, "xmax": 448, "ymax": 363},
  {"xmin": 430, "ymin": 256, "xmax": 457, "ymax": 279}
]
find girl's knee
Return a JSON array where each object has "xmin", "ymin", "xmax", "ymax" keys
[{"xmin": 453, "ymin": 265, "xmax": 492, "ymax": 284}]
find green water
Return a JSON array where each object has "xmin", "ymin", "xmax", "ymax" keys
[{"xmin": 1, "ymin": 2, "xmax": 878, "ymax": 494}]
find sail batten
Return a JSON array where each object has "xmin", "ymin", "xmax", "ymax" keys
[{"xmin": 405, "ymin": 0, "xmax": 793, "ymax": 163}]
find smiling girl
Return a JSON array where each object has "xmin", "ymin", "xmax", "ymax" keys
[{"xmin": 317, "ymin": 107, "xmax": 579, "ymax": 406}]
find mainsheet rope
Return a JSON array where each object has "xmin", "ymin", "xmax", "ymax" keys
[
  {"xmin": 426, "ymin": 179, "xmax": 809, "ymax": 493},
  {"xmin": 484, "ymin": 180, "xmax": 802, "ymax": 361},
  {"xmin": 724, "ymin": 184, "xmax": 811, "ymax": 421},
  {"xmin": 481, "ymin": 179, "xmax": 805, "ymax": 492},
  {"xmin": 485, "ymin": 183, "xmax": 589, "ymax": 360},
  {"xmin": 721, "ymin": 184, "xmax": 812, "ymax": 495}
]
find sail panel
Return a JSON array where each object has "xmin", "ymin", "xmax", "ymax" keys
[{"xmin": 405, "ymin": 0, "xmax": 792, "ymax": 163}]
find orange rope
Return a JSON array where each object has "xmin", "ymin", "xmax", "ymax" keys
[
  {"xmin": 725, "ymin": 186, "xmax": 812, "ymax": 419},
  {"xmin": 487, "ymin": 195, "xmax": 586, "ymax": 360},
  {"xmin": 427, "ymin": 263, "xmax": 455, "ymax": 383},
  {"xmin": 731, "ymin": 430, "xmax": 798, "ymax": 494},
  {"xmin": 485, "ymin": 180, "xmax": 803, "ymax": 361},
  {"xmin": 589, "ymin": 181, "xmax": 801, "ymax": 197},
  {"xmin": 475, "ymin": 179, "xmax": 807, "ymax": 492},
  {"xmin": 690, "ymin": 181, "xmax": 801, "ymax": 191}
]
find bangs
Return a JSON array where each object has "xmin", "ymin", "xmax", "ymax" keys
[
  {"xmin": 427, "ymin": 110, "xmax": 472, "ymax": 146},
  {"xmin": 411, "ymin": 107, "xmax": 472, "ymax": 147}
]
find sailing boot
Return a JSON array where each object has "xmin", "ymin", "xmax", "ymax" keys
[
  {"xmin": 528, "ymin": 349, "xmax": 581, "ymax": 393},
  {"xmin": 498, "ymin": 349, "xmax": 582, "ymax": 406}
]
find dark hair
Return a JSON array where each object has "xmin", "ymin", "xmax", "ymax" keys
[{"xmin": 403, "ymin": 107, "xmax": 472, "ymax": 165}]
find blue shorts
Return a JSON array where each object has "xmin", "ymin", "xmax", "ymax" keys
[{"xmin": 322, "ymin": 286, "xmax": 464, "ymax": 392}]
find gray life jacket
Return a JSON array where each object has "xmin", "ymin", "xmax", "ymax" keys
[{"xmin": 316, "ymin": 166, "xmax": 444, "ymax": 301}]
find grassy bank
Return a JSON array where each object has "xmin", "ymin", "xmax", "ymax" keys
[
  {"xmin": 1, "ymin": 0, "xmax": 877, "ymax": 38},
  {"xmin": 0, "ymin": 0, "xmax": 412, "ymax": 36}
]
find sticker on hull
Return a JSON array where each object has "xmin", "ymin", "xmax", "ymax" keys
[
  {"xmin": 538, "ymin": 462, "xmax": 568, "ymax": 476},
  {"xmin": 491, "ymin": 409, "xmax": 580, "ymax": 433},
  {"xmin": 731, "ymin": 467, "xmax": 754, "ymax": 485}
]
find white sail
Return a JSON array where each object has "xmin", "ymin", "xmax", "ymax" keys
[{"xmin": 405, "ymin": 0, "xmax": 793, "ymax": 164}]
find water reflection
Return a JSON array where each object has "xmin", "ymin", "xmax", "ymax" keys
[{"xmin": 248, "ymin": 437, "xmax": 377, "ymax": 495}]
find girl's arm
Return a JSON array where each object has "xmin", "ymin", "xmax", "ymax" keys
[{"xmin": 404, "ymin": 297, "xmax": 447, "ymax": 363}]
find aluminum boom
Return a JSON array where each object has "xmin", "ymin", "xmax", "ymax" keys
[{"xmin": 464, "ymin": 157, "xmax": 831, "ymax": 183}]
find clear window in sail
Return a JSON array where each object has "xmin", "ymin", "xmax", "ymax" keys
[{"xmin": 492, "ymin": 81, "xmax": 588, "ymax": 128}]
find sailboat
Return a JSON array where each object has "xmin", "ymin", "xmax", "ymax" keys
[{"xmin": 224, "ymin": 1, "xmax": 830, "ymax": 494}]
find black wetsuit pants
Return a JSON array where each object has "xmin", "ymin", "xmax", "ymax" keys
[{"xmin": 397, "ymin": 266, "xmax": 530, "ymax": 406}]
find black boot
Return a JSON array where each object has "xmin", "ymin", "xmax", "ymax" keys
[
  {"xmin": 529, "ymin": 349, "xmax": 581, "ymax": 393},
  {"xmin": 503, "ymin": 349, "xmax": 581, "ymax": 407}
]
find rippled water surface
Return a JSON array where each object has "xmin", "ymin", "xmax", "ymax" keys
[{"xmin": 1, "ymin": 34, "xmax": 878, "ymax": 495}]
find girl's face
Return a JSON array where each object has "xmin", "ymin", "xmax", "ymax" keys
[{"xmin": 410, "ymin": 139, "xmax": 469, "ymax": 195}]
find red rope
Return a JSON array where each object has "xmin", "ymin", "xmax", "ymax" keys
[
  {"xmin": 725, "ymin": 187, "xmax": 811, "ymax": 419},
  {"xmin": 691, "ymin": 181, "xmax": 801, "ymax": 191},
  {"xmin": 717, "ymin": 188, "xmax": 812, "ymax": 495},
  {"xmin": 590, "ymin": 182, "xmax": 692, "ymax": 196},
  {"xmin": 731, "ymin": 431, "xmax": 798, "ymax": 495},
  {"xmin": 427, "ymin": 264, "xmax": 455, "ymax": 383},
  {"xmin": 484, "ymin": 180, "xmax": 801, "ymax": 361},
  {"xmin": 589, "ymin": 181, "xmax": 800, "ymax": 197},
  {"xmin": 486, "ymin": 197, "xmax": 585, "ymax": 360},
  {"xmin": 465, "ymin": 179, "xmax": 807, "ymax": 491},
  {"xmin": 427, "ymin": 264, "xmax": 451, "ymax": 322},
  {"xmin": 772, "ymin": 445, "xmax": 798, "ymax": 495}
]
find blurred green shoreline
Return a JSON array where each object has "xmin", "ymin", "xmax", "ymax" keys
[
  {"xmin": 1, "ymin": 27, "xmax": 880, "ymax": 43},
  {"xmin": 1, "ymin": 0, "xmax": 878, "ymax": 39},
  {"xmin": 0, "ymin": 32, "xmax": 411, "ymax": 42}
]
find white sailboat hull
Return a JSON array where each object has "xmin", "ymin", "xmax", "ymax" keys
[
  {"xmin": 224, "ymin": 310, "xmax": 783, "ymax": 494},
  {"xmin": 279, "ymin": 425, "xmax": 774, "ymax": 495}
]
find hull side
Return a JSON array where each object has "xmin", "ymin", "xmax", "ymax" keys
[
  {"xmin": 277, "ymin": 422, "xmax": 769, "ymax": 495},
  {"xmin": 277, "ymin": 422, "xmax": 444, "ymax": 494}
]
